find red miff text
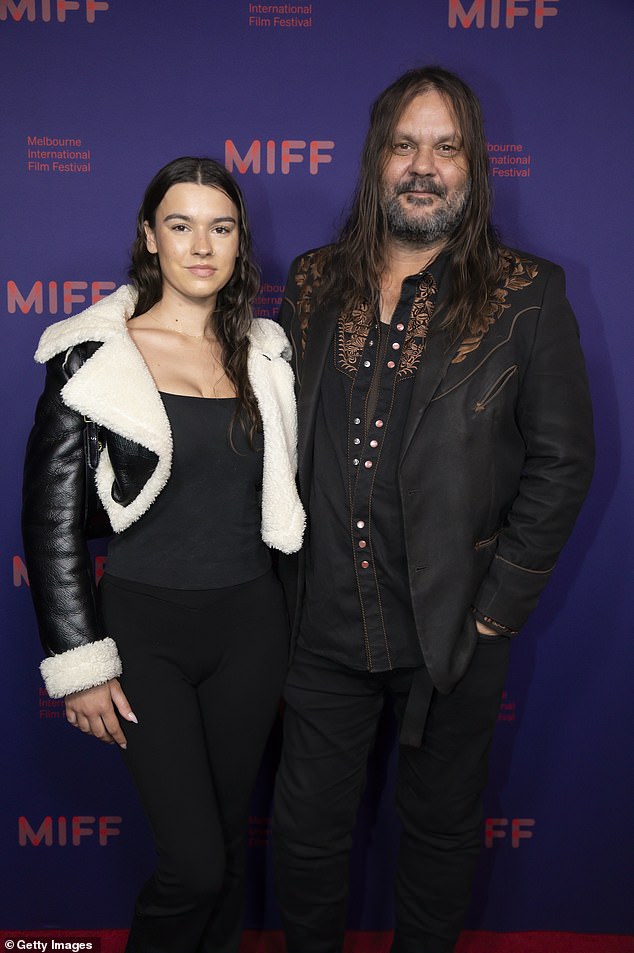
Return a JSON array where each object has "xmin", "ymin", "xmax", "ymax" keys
[
  {"xmin": 449, "ymin": 0, "xmax": 558, "ymax": 28},
  {"xmin": 19, "ymin": 815, "xmax": 122, "ymax": 846},
  {"xmin": 225, "ymin": 139, "xmax": 334, "ymax": 176},
  {"xmin": 0, "ymin": 0, "xmax": 108, "ymax": 21},
  {"xmin": 485, "ymin": 817, "xmax": 535, "ymax": 847},
  {"xmin": 7, "ymin": 280, "xmax": 116, "ymax": 315}
]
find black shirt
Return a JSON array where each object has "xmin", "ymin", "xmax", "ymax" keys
[
  {"xmin": 299, "ymin": 258, "xmax": 446, "ymax": 671},
  {"xmin": 106, "ymin": 393, "xmax": 270, "ymax": 589}
]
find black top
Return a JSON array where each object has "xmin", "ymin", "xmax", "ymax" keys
[
  {"xmin": 299, "ymin": 258, "xmax": 446, "ymax": 671},
  {"xmin": 106, "ymin": 393, "xmax": 270, "ymax": 589}
]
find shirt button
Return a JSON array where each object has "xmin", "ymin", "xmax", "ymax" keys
[
  {"xmin": 364, "ymin": 460, "xmax": 373, "ymax": 469},
  {"xmin": 368, "ymin": 339, "xmax": 375, "ymax": 346},
  {"xmin": 353, "ymin": 437, "xmax": 360, "ymax": 445},
  {"xmin": 364, "ymin": 360, "xmax": 371, "ymax": 367},
  {"xmin": 375, "ymin": 419, "xmax": 384, "ymax": 428},
  {"xmin": 387, "ymin": 360, "xmax": 395, "ymax": 368},
  {"xmin": 392, "ymin": 342, "xmax": 401, "ymax": 350},
  {"xmin": 358, "ymin": 540, "xmax": 367, "ymax": 549},
  {"xmin": 369, "ymin": 439, "xmax": 378, "ymax": 448},
  {"xmin": 356, "ymin": 520, "xmax": 365, "ymax": 529},
  {"xmin": 396, "ymin": 322, "xmax": 405, "ymax": 331},
  {"xmin": 354, "ymin": 417, "xmax": 361, "ymax": 425},
  {"xmin": 361, "ymin": 560, "xmax": 369, "ymax": 569}
]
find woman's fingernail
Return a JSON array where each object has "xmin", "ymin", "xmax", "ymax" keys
[
  {"xmin": 127, "ymin": 713, "xmax": 138, "ymax": 724},
  {"xmin": 119, "ymin": 743, "xmax": 127, "ymax": 750}
]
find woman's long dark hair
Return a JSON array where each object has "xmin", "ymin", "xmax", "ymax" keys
[
  {"xmin": 320, "ymin": 67, "xmax": 505, "ymax": 340},
  {"xmin": 129, "ymin": 156, "xmax": 261, "ymax": 436}
]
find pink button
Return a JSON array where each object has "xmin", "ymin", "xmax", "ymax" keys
[
  {"xmin": 396, "ymin": 323, "xmax": 405, "ymax": 331},
  {"xmin": 356, "ymin": 520, "xmax": 365, "ymax": 529},
  {"xmin": 392, "ymin": 342, "xmax": 401, "ymax": 350},
  {"xmin": 375, "ymin": 419, "xmax": 384, "ymax": 428},
  {"xmin": 358, "ymin": 540, "xmax": 367, "ymax": 549},
  {"xmin": 361, "ymin": 560, "xmax": 369, "ymax": 569},
  {"xmin": 387, "ymin": 360, "xmax": 395, "ymax": 368},
  {"xmin": 364, "ymin": 460, "xmax": 373, "ymax": 469},
  {"xmin": 370, "ymin": 439, "xmax": 378, "ymax": 448}
]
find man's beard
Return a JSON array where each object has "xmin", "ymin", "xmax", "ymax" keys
[{"xmin": 383, "ymin": 175, "xmax": 472, "ymax": 245}]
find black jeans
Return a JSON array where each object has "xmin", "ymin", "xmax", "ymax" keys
[
  {"xmin": 99, "ymin": 570, "xmax": 289, "ymax": 953},
  {"xmin": 273, "ymin": 637, "xmax": 511, "ymax": 953}
]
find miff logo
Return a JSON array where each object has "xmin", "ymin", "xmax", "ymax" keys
[
  {"xmin": 19, "ymin": 815, "xmax": 121, "ymax": 846},
  {"xmin": 485, "ymin": 817, "xmax": 535, "ymax": 847},
  {"xmin": 448, "ymin": 0, "xmax": 559, "ymax": 28},
  {"xmin": 0, "ymin": 0, "xmax": 109, "ymax": 21},
  {"xmin": 6, "ymin": 280, "xmax": 116, "ymax": 315},
  {"xmin": 225, "ymin": 139, "xmax": 334, "ymax": 175}
]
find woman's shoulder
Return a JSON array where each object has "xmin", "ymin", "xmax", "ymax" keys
[{"xmin": 34, "ymin": 285, "xmax": 137, "ymax": 364}]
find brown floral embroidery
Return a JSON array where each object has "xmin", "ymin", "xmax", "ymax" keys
[
  {"xmin": 451, "ymin": 251, "xmax": 539, "ymax": 364},
  {"xmin": 294, "ymin": 248, "xmax": 329, "ymax": 357},
  {"xmin": 396, "ymin": 272, "xmax": 436, "ymax": 381},
  {"xmin": 337, "ymin": 301, "xmax": 373, "ymax": 376},
  {"xmin": 336, "ymin": 272, "xmax": 437, "ymax": 380}
]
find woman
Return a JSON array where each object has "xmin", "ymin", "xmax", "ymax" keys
[{"xmin": 22, "ymin": 156, "xmax": 305, "ymax": 953}]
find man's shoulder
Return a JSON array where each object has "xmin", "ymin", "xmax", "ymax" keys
[
  {"xmin": 498, "ymin": 245, "xmax": 563, "ymax": 285},
  {"xmin": 286, "ymin": 244, "xmax": 334, "ymax": 288}
]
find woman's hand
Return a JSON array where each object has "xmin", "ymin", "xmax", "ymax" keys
[{"xmin": 65, "ymin": 678, "xmax": 137, "ymax": 749}]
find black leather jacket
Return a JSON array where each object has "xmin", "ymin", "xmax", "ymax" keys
[
  {"xmin": 22, "ymin": 286, "xmax": 304, "ymax": 698},
  {"xmin": 22, "ymin": 342, "xmax": 156, "ymax": 658}
]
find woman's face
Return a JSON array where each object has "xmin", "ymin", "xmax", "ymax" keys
[{"xmin": 144, "ymin": 182, "xmax": 240, "ymax": 308}]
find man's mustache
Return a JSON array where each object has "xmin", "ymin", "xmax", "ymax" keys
[{"xmin": 394, "ymin": 176, "xmax": 446, "ymax": 198}]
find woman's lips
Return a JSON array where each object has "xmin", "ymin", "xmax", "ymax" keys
[{"xmin": 187, "ymin": 266, "xmax": 217, "ymax": 277}]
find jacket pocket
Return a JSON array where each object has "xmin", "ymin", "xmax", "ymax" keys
[{"xmin": 474, "ymin": 365, "xmax": 518, "ymax": 412}]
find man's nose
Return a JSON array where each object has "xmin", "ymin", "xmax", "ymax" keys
[{"xmin": 408, "ymin": 145, "xmax": 437, "ymax": 176}]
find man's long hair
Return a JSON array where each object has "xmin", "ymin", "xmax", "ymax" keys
[
  {"xmin": 129, "ymin": 156, "xmax": 261, "ymax": 436},
  {"xmin": 320, "ymin": 67, "xmax": 505, "ymax": 340}
]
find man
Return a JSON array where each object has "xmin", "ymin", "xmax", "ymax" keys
[{"xmin": 273, "ymin": 66, "xmax": 594, "ymax": 953}]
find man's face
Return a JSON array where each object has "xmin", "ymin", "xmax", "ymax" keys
[{"xmin": 381, "ymin": 89, "xmax": 471, "ymax": 246}]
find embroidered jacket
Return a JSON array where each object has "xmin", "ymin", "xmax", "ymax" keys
[
  {"xmin": 23, "ymin": 285, "xmax": 305, "ymax": 698},
  {"xmin": 279, "ymin": 246, "xmax": 595, "ymax": 693}
]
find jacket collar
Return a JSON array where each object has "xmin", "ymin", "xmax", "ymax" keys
[
  {"xmin": 36, "ymin": 285, "xmax": 172, "ymax": 463},
  {"xmin": 34, "ymin": 286, "xmax": 304, "ymax": 550},
  {"xmin": 34, "ymin": 286, "xmax": 292, "ymax": 446}
]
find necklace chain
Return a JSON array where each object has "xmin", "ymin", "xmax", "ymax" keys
[{"xmin": 149, "ymin": 311, "xmax": 207, "ymax": 341}]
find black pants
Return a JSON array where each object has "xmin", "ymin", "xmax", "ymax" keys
[
  {"xmin": 99, "ymin": 570, "xmax": 289, "ymax": 953},
  {"xmin": 272, "ymin": 638, "xmax": 511, "ymax": 953}
]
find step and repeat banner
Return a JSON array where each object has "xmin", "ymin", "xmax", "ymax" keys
[{"xmin": 1, "ymin": 0, "xmax": 632, "ymax": 940}]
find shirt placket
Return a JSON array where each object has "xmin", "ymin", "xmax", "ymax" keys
[{"xmin": 348, "ymin": 297, "xmax": 412, "ymax": 670}]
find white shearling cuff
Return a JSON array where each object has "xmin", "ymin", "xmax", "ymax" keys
[{"xmin": 40, "ymin": 637, "xmax": 122, "ymax": 699}]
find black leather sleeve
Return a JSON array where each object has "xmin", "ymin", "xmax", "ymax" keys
[{"xmin": 22, "ymin": 351, "xmax": 103, "ymax": 656}]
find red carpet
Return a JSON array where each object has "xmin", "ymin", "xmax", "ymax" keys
[{"xmin": 1, "ymin": 931, "xmax": 633, "ymax": 952}]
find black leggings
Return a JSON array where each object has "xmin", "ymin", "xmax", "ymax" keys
[{"xmin": 99, "ymin": 569, "xmax": 289, "ymax": 953}]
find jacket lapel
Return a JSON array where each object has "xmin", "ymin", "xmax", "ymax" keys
[
  {"xmin": 399, "ymin": 281, "xmax": 456, "ymax": 464},
  {"xmin": 296, "ymin": 303, "xmax": 339, "ymax": 490},
  {"xmin": 34, "ymin": 285, "xmax": 173, "ymax": 533},
  {"xmin": 35, "ymin": 284, "xmax": 171, "ymax": 463},
  {"xmin": 60, "ymin": 331, "xmax": 171, "ymax": 459}
]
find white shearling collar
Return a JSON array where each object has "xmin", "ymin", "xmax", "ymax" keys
[{"xmin": 34, "ymin": 286, "xmax": 305, "ymax": 551}]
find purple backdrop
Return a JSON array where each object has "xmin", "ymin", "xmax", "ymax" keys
[{"xmin": 1, "ymin": 0, "xmax": 633, "ymax": 936}]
